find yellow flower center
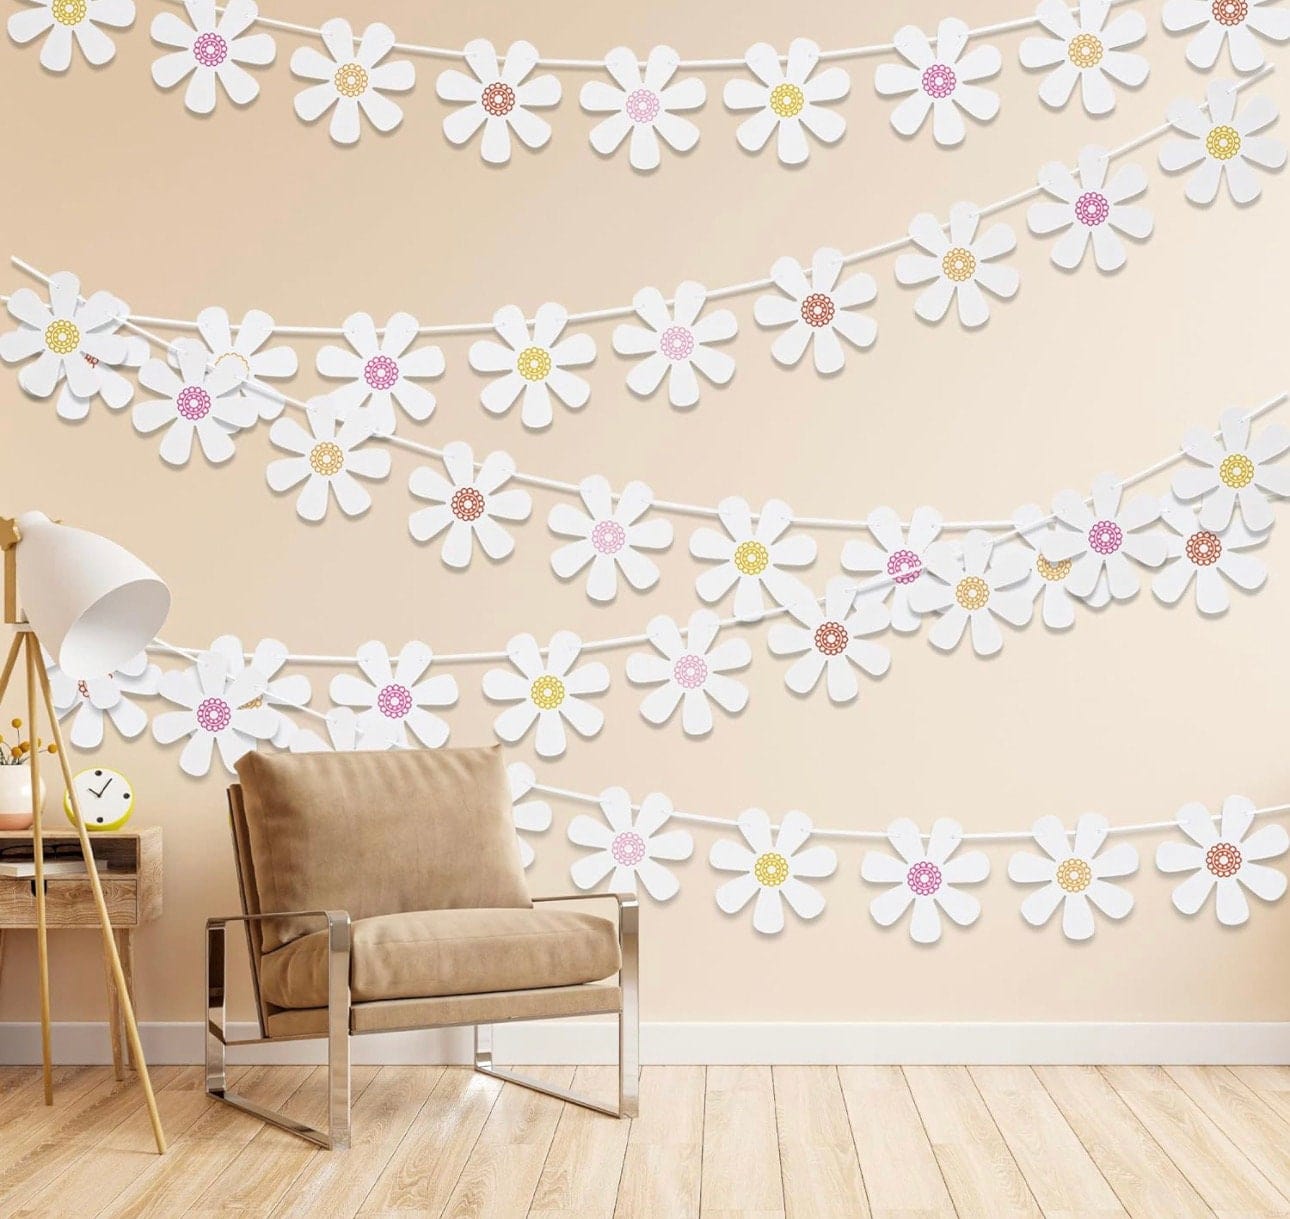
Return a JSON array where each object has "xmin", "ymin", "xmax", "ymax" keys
[
  {"xmin": 733, "ymin": 540, "xmax": 770, "ymax": 576},
  {"xmin": 516, "ymin": 346, "xmax": 552, "ymax": 382},
  {"xmin": 1056, "ymin": 857, "xmax": 1093, "ymax": 894},
  {"xmin": 530, "ymin": 675, "xmax": 566, "ymax": 711},
  {"xmin": 238, "ymin": 695, "xmax": 264, "ymax": 710},
  {"xmin": 1206, "ymin": 125, "xmax": 1241, "ymax": 161},
  {"xmin": 941, "ymin": 248, "xmax": 977, "ymax": 283},
  {"xmin": 44, "ymin": 319, "xmax": 80, "ymax": 355},
  {"xmin": 309, "ymin": 441, "xmax": 345, "ymax": 477},
  {"xmin": 1067, "ymin": 33, "xmax": 1104, "ymax": 69},
  {"xmin": 1219, "ymin": 453, "xmax": 1255, "ymax": 489},
  {"xmin": 955, "ymin": 575, "xmax": 990, "ymax": 611},
  {"xmin": 52, "ymin": 0, "xmax": 86, "ymax": 25},
  {"xmin": 754, "ymin": 851, "xmax": 790, "ymax": 887},
  {"xmin": 769, "ymin": 83, "xmax": 805, "ymax": 118},
  {"xmin": 334, "ymin": 63, "xmax": 369, "ymax": 98},
  {"xmin": 1036, "ymin": 555, "xmax": 1072, "ymax": 583},
  {"xmin": 214, "ymin": 350, "xmax": 251, "ymax": 380}
]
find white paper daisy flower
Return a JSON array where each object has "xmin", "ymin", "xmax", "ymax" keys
[
  {"xmin": 316, "ymin": 312, "xmax": 443, "ymax": 435},
  {"xmin": 508, "ymin": 762, "xmax": 551, "ymax": 869},
  {"xmin": 483, "ymin": 632, "xmax": 609, "ymax": 759},
  {"xmin": 1163, "ymin": 0, "xmax": 1290, "ymax": 72},
  {"xmin": 1028, "ymin": 146, "xmax": 1154, "ymax": 272},
  {"xmin": 437, "ymin": 39, "xmax": 561, "ymax": 165},
  {"xmin": 1156, "ymin": 795, "xmax": 1288, "ymax": 925},
  {"xmin": 841, "ymin": 506, "xmax": 944, "ymax": 633},
  {"xmin": 8, "ymin": 0, "xmax": 133, "ymax": 72},
  {"xmin": 548, "ymin": 476, "xmax": 674, "ymax": 601},
  {"xmin": 152, "ymin": 651, "xmax": 277, "ymax": 777},
  {"xmin": 407, "ymin": 441, "xmax": 532, "ymax": 568},
  {"xmin": 626, "ymin": 610, "xmax": 751, "ymax": 737},
  {"xmin": 1009, "ymin": 503, "xmax": 1090, "ymax": 630},
  {"xmin": 753, "ymin": 248, "xmax": 877, "ymax": 374},
  {"xmin": 1018, "ymin": 0, "xmax": 1149, "ymax": 115},
  {"xmin": 1172, "ymin": 407, "xmax": 1290, "ymax": 532},
  {"xmin": 135, "ymin": 339, "xmax": 256, "ymax": 466},
  {"xmin": 291, "ymin": 19, "xmax": 414, "ymax": 145},
  {"xmin": 1159, "ymin": 81, "xmax": 1285, "ymax": 204},
  {"xmin": 1044, "ymin": 473, "xmax": 1168, "ymax": 602},
  {"xmin": 149, "ymin": 0, "xmax": 275, "ymax": 115},
  {"xmin": 174, "ymin": 306, "xmax": 296, "ymax": 426},
  {"xmin": 722, "ymin": 38, "xmax": 849, "ymax": 165},
  {"xmin": 289, "ymin": 707, "xmax": 366, "ymax": 753},
  {"xmin": 267, "ymin": 400, "xmax": 390, "ymax": 522},
  {"xmin": 1008, "ymin": 813, "xmax": 1138, "ymax": 940},
  {"xmin": 329, "ymin": 640, "xmax": 458, "ymax": 750},
  {"xmin": 710, "ymin": 808, "xmax": 836, "ymax": 935},
  {"xmin": 46, "ymin": 650, "xmax": 160, "ymax": 750},
  {"xmin": 569, "ymin": 788, "xmax": 694, "ymax": 901},
  {"xmin": 580, "ymin": 45, "xmax": 705, "ymax": 171},
  {"xmin": 909, "ymin": 530, "xmax": 1034, "ymax": 656},
  {"xmin": 894, "ymin": 203, "xmax": 1019, "ymax": 328},
  {"xmin": 612, "ymin": 282, "xmax": 737, "ymax": 409},
  {"xmin": 862, "ymin": 818, "xmax": 990, "ymax": 944},
  {"xmin": 468, "ymin": 303, "xmax": 596, "ymax": 430},
  {"xmin": 206, "ymin": 634, "xmax": 311, "ymax": 750},
  {"xmin": 768, "ymin": 577, "xmax": 891, "ymax": 703},
  {"xmin": 1153, "ymin": 500, "xmax": 1266, "ymax": 614},
  {"xmin": 0, "ymin": 274, "xmax": 136, "ymax": 420},
  {"xmin": 875, "ymin": 18, "xmax": 1001, "ymax": 146},
  {"xmin": 689, "ymin": 497, "xmax": 817, "ymax": 622}
]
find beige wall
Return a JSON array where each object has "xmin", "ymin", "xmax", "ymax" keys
[{"xmin": 1, "ymin": 0, "xmax": 1287, "ymax": 1029}]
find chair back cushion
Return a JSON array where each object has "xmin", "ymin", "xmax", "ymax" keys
[{"xmin": 235, "ymin": 745, "xmax": 531, "ymax": 952}]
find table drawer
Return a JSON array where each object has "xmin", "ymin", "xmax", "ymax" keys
[{"xmin": 0, "ymin": 876, "xmax": 138, "ymax": 927}]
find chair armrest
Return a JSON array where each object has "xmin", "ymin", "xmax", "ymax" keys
[{"xmin": 206, "ymin": 909, "xmax": 352, "ymax": 952}]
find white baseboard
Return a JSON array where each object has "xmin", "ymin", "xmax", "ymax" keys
[{"xmin": 1, "ymin": 1020, "xmax": 1287, "ymax": 1066}]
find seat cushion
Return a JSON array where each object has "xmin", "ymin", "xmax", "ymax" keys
[
  {"xmin": 260, "ymin": 906, "xmax": 621, "ymax": 1009},
  {"xmin": 236, "ymin": 746, "xmax": 531, "ymax": 952}
]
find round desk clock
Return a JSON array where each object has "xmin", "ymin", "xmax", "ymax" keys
[{"xmin": 64, "ymin": 767, "xmax": 135, "ymax": 832}]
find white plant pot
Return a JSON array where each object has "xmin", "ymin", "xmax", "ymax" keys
[{"xmin": 0, "ymin": 767, "xmax": 46, "ymax": 831}]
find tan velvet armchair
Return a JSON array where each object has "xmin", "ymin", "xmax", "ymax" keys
[{"xmin": 205, "ymin": 745, "xmax": 638, "ymax": 1149}]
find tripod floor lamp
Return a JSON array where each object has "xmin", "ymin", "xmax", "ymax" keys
[{"xmin": 0, "ymin": 510, "xmax": 168, "ymax": 1154}]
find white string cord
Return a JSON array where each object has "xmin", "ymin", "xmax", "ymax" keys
[
  {"xmin": 60, "ymin": 67, "xmax": 1273, "ymax": 339},
  {"xmin": 115, "ymin": 644, "xmax": 1290, "ymax": 841},
  {"xmin": 155, "ymin": 0, "xmax": 1133, "ymax": 71}
]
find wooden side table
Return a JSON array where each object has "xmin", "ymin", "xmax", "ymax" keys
[{"xmin": 0, "ymin": 826, "xmax": 161, "ymax": 1077}]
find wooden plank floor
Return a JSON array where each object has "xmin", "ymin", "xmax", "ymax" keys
[{"xmin": 2, "ymin": 1064, "xmax": 1289, "ymax": 1218}]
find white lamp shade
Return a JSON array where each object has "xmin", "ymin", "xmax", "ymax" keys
[{"xmin": 15, "ymin": 511, "xmax": 170, "ymax": 676}]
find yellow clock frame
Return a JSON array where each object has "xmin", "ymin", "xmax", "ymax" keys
[{"xmin": 64, "ymin": 766, "xmax": 136, "ymax": 832}]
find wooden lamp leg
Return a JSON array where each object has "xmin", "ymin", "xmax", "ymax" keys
[
  {"xmin": 24, "ymin": 636, "xmax": 53, "ymax": 1106},
  {"xmin": 32, "ymin": 645, "xmax": 167, "ymax": 1153}
]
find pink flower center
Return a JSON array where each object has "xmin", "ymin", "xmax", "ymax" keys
[
  {"xmin": 196, "ymin": 697, "xmax": 231, "ymax": 733},
  {"xmin": 886, "ymin": 548, "xmax": 923, "ymax": 585},
  {"xmin": 921, "ymin": 63, "xmax": 957, "ymax": 99},
  {"xmin": 625, "ymin": 87, "xmax": 660, "ymax": 123},
  {"xmin": 907, "ymin": 860, "xmax": 943, "ymax": 897},
  {"xmin": 659, "ymin": 325, "xmax": 695, "ymax": 361},
  {"xmin": 363, "ymin": 354, "xmax": 399, "ymax": 391},
  {"xmin": 1206, "ymin": 841, "xmax": 1242, "ymax": 877},
  {"xmin": 1186, "ymin": 530, "xmax": 1222, "ymax": 566},
  {"xmin": 611, "ymin": 830, "xmax": 647, "ymax": 866},
  {"xmin": 482, "ymin": 81, "xmax": 516, "ymax": 116},
  {"xmin": 800, "ymin": 293, "xmax": 835, "ymax": 328},
  {"xmin": 193, "ymin": 31, "xmax": 228, "ymax": 67},
  {"xmin": 814, "ymin": 621, "xmax": 848, "ymax": 656},
  {"xmin": 1212, "ymin": 0, "xmax": 1248, "ymax": 25},
  {"xmin": 76, "ymin": 679, "xmax": 92, "ymax": 699},
  {"xmin": 1088, "ymin": 520, "xmax": 1123, "ymax": 556},
  {"xmin": 176, "ymin": 385, "xmax": 212, "ymax": 421},
  {"xmin": 451, "ymin": 487, "xmax": 486, "ymax": 522},
  {"xmin": 591, "ymin": 519, "xmax": 626, "ymax": 555},
  {"xmin": 673, "ymin": 653, "xmax": 708, "ymax": 690},
  {"xmin": 377, "ymin": 683, "xmax": 413, "ymax": 719},
  {"xmin": 1074, "ymin": 191, "xmax": 1110, "ymax": 227}
]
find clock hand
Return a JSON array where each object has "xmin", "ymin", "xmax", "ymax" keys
[{"xmin": 91, "ymin": 778, "xmax": 114, "ymax": 799}]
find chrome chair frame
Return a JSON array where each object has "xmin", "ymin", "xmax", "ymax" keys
[{"xmin": 204, "ymin": 893, "xmax": 638, "ymax": 1151}]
